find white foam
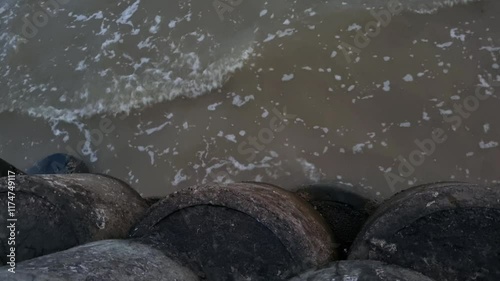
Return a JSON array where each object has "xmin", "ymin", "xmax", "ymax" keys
[
  {"xmin": 144, "ymin": 120, "xmax": 171, "ymax": 135},
  {"xmin": 172, "ymin": 169, "xmax": 187, "ymax": 186},
  {"xmin": 484, "ymin": 124, "xmax": 490, "ymax": 133},
  {"xmin": 403, "ymin": 74, "xmax": 414, "ymax": 82},
  {"xmin": 450, "ymin": 28, "xmax": 466, "ymax": 42},
  {"xmin": 407, "ymin": 0, "xmax": 479, "ymax": 14},
  {"xmin": 207, "ymin": 102, "xmax": 223, "ymax": 111},
  {"xmin": 116, "ymin": 0, "xmax": 141, "ymax": 26},
  {"xmin": 225, "ymin": 134, "xmax": 237, "ymax": 143},
  {"xmin": 21, "ymin": 45, "xmax": 255, "ymax": 121},
  {"xmin": 72, "ymin": 11, "xmax": 104, "ymax": 22},
  {"xmin": 436, "ymin": 41, "xmax": 453, "ymax": 49},
  {"xmin": 353, "ymin": 143, "xmax": 366, "ymax": 154},
  {"xmin": 232, "ymin": 94, "xmax": 255, "ymax": 107},
  {"xmin": 382, "ymin": 80, "xmax": 390, "ymax": 92},
  {"xmin": 282, "ymin": 74, "xmax": 294, "ymax": 81},
  {"xmin": 422, "ymin": 110, "xmax": 430, "ymax": 121},
  {"xmin": 479, "ymin": 141, "xmax": 498, "ymax": 149},
  {"xmin": 149, "ymin": 16, "xmax": 162, "ymax": 34},
  {"xmin": 347, "ymin": 23, "xmax": 361, "ymax": 31},
  {"xmin": 297, "ymin": 158, "xmax": 321, "ymax": 182}
]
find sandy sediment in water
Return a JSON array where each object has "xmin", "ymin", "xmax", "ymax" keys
[{"xmin": 0, "ymin": 0, "xmax": 499, "ymax": 199}]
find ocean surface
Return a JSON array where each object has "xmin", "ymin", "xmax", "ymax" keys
[{"xmin": 0, "ymin": 0, "xmax": 499, "ymax": 199}]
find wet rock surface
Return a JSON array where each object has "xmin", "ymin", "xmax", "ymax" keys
[
  {"xmin": 139, "ymin": 205, "xmax": 296, "ymax": 280},
  {"xmin": 130, "ymin": 182, "xmax": 336, "ymax": 280},
  {"xmin": 0, "ymin": 158, "xmax": 24, "ymax": 177},
  {"xmin": 0, "ymin": 174, "xmax": 148, "ymax": 264},
  {"xmin": 296, "ymin": 183, "xmax": 377, "ymax": 259},
  {"xmin": 0, "ymin": 239, "xmax": 199, "ymax": 281},
  {"xmin": 144, "ymin": 196, "xmax": 163, "ymax": 206},
  {"xmin": 288, "ymin": 260, "xmax": 435, "ymax": 281},
  {"xmin": 349, "ymin": 182, "xmax": 500, "ymax": 281}
]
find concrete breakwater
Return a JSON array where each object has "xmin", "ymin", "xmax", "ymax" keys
[
  {"xmin": 0, "ymin": 173, "xmax": 148, "ymax": 265},
  {"xmin": 0, "ymin": 163, "xmax": 498, "ymax": 280}
]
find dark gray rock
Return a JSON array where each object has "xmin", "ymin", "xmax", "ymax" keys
[
  {"xmin": 296, "ymin": 183, "xmax": 377, "ymax": 259},
  {"xmin": 144, "ymin": 196, "xmax": 163, "ymax": 206},
  {"xmin": 288, "ymin": 260, "xmax": 435, "ymax": 281},
  {"xmin": 0, "ymin": 174, "xmax": 148, "ymax": 265},
  {"xmin": 27, "ymin": 153, "xmax": 89, "ymax": 174},
  {"xmin": 348, "ymin": 182, "xmax": 500, "ymax": 281},
  {"xmin": 0, "ymin": 239, "xmax": 199, "ymax": 281},
  {"xmin": 0, "ymin": 158, "xmax": 24, "ymax": 177},
  {"xmin": 130, "ymin": 182, "xmax": 336, "ymax": 281}
]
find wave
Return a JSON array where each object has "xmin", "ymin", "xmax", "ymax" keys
[
  {"xmin": 23, "ymin": 45, "xmax": 254, "ymax": 122},
  {"xmin": 0, "ymin": 0, "xmax": 480, "ymax": 122},
  {"xmin": 0, "ymin": 0, "xmax": 260, "ymax": 122}
]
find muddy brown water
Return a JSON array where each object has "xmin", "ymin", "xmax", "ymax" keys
[{"xmin": 0, "ymin": 0, "xmax": 499, "ymax": 199}]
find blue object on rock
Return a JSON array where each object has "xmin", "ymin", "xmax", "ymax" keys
[{"xmin": 27, "ymin": 153, "xmax": 90, "ymax": 174}]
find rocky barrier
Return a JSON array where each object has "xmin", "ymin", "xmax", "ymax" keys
[{"xmin": 0, "ymin": 168, "xmax": 498, "ymax": 280}]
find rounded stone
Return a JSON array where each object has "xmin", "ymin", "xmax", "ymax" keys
[
  {"xmin": 296, "ymin": 183, "xmax": 377, "ymax": 259},
  {"xmin": 348, "ymin": 182, "xmax": 500, "ymax": 281},
  {"xmin": 130, "ymin": 182, "xmax": 336, "ymax": 280},
  {"xmin": 288, "ymin": 260, "xmax": 435, "ymax": 281},
  {"xmin": 0, "ymin": 174, "xmax": 148, "ymax": 265},
  {"xmin": 0, "ymin": 239, "xmax": 199, "ymax": 281}
]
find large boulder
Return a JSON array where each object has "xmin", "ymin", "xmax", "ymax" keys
[
  {"xmin": 130, "ymin": 182, "xmax": 336, "ymax": 280},
  {"xmin": 349, "ymin": 182, "xmax": 500, "ymax": 281},
  {"xmin": 0, "ymin": 239, "xmax": 199, "ymax": 281},
  {"xmin": 0, "ymin": 174, "xmax": 148, "ymax": 264}
]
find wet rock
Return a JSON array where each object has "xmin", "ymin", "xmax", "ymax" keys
[
  {"xmin": 144, "ymin": 196, "xmax": 163, "ymax": 206},
  {"xmin": 288, "ymin": 260, "xmax": 435, "ymax": 281},
  {"xmin": 0, "ymin": 239, "xmax": 199, "ymax": 281},
  {"xmin": 0, "ymin": 158, "xmax": 24, "ymax": 177},
  {"xmin": 348, "ymin": 182, "xmax": 500, "ymax": 281},
  {"xmin": 130, "ymin": 182, "xmax": 336, "ymax": 281},
  {"xmin": 296, "ymin": 182, "xmax": 377, "ymax": 259},
  {"xmin": 0, "ymin": 174, "xmax": 148, "ymax": 264},
  {"xmin": 27, "ymin": 153, "xmax": 89, "ymax": 174}
]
